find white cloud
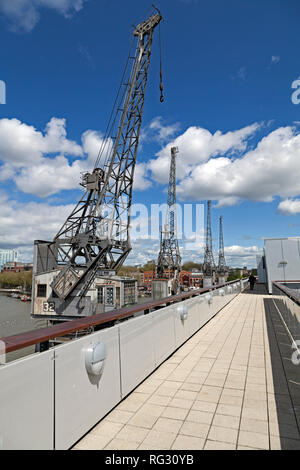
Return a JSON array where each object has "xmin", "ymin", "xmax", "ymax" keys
[
  {"xmin": 146, "ymin": 116, "xmax": 180, "ymax": 143},
  {"xmin": 0, "ymin": 117, "xmax": 88, "ymax": 197},
  {"xmin": 230, "ymin": 66, "xmax": 246, "ymax": 80},
  {"xmin": 0, "ymin": 190, "xmax": 261, "ymax": 269},
  {"xmin": 0, "ymin": 193, "xmax": 74, "ymax": 257},
  {"xmin": 3, "ymin": 115, "xmax": 300, "ymax": 220},
  {"xmin": 0, "ymin": 116, "xmax": 152, "ymax": 197},
  {"xmin": 148, "ymin": 122, "xmax": 260, "ymax": 184},
  {"xmin": 0, "ymin": 0, "xmax": 86, "ymax": 32},
  {"xmin": 14, "ymin": 155, "xmax": 85, "ymax": 197},
  {"xmin": 125, "ymin": 238, "xmax": 261, "ymax": 269},
  {"xmin": 278, "ymin": 198, "xmax": 300, "ymax": 215},
  {"xmin": 224, "ymin": 245, "xmax": 261, "ymax": 257},
  {"xmin": 271, "ymin": 56, "xmax": 280, "ymax": 65},
  {"xmin": 133, "ymin": 163, "xmax": 152, "ymax": 191},
  {"xmin": 166, "ymin": 126, "xmax": 300, "ymax": 206},
  {"xmin": 0, "ymin": 117, "xmax": 82, "ymax": 166},
  {"xmin": 146, "ymin": 121, "xmax": 300, "ymax": 211},
  {"xmin": 214, "ymin": 196, "xmax": 241, "ymax": 208},
  {"xmin": 223, "ymin": 245, "xmax": 262, "ymax": 268}
]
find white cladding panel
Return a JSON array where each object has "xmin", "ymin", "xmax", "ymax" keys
[
  {"xmin": 265, "ymin": 238, "xmax": 300, "ymax": 293},
  {"xmin": 0, "ymin": 351, "xmax": 54, "ymax": 450},
  {"xmin": 152, "ymin": 305, "xmax": 176, "ymax": 366},
  {"xmin": 186, "ymin": 298, "xmax": 201, "ymax": 336},
  {"xmin": 256, "ymin": 255, "xmax": 266, "ymax": 283},
  {"xmin": 54, "ymin": 327, "xmax": 121, "ymax": 450},
  {"xmin": 119, "ymin": 314, "xmax": 155, "ymax": 398},
  {"xmin": 282, "ymin": 239, "xmax": 300, "ymax": 280},
  {"xmin": 1, "ymin": 282, "xmax": 245, "ymax": 450}
]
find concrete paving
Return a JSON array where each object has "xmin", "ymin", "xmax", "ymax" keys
[{"xmin": 73, "ymin": 285, "xmax": 300, "ymax": 450}]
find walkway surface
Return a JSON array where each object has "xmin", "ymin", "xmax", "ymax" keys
[{"xmin": 73, "ymin": 286, "xmax": 300, "ymax": 450}]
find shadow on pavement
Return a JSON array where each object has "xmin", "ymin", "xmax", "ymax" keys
[{"xmin": 263, "ymin": 296, "xmax": 300, "ymax": 449}]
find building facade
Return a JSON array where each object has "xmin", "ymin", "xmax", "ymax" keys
[
  {"xmin": 258, "ymin": 237, "xmax": 300, "ymax": 293},
  {"xmin": 1, "ymin": 262, "xmax": 33, "ymax": 273},
  {"xmin": 0, "ymin": 249, "xmax": 18, "ymax": 271}
]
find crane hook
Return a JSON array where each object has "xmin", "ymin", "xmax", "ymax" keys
[
  {"xmin": 159, "ymin": 22, "xmax": 164, "ymax": 103},
  {"xmin": 160, "ymin": 71, "xmax": 164, "ymax": 103}
]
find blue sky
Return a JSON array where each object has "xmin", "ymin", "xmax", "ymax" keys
[{"xmin": 1, "ymin": 0, "xmax": 300, "ymax": 268}]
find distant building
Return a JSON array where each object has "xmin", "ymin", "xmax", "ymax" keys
[
  {"xmin": 258, "ymin": 237, "xmax": 300, "ymax": 293},
  {"xmin": 0, "ymin": 249, "xmax": 18, "ymax": 271},
  {"xmin": 1, "ymin": 262, "xmax": 33, "ymax": 273},
  {"xmin": 143, "ymin": 271, "xmax": 154, "ymax": 290},
  {"xmin": 126, "ymin": 271, "xmax": 144, "ymax": 287},
  {"xmin": 180, "ymin": 270, "xmax": 203, "ymax": 288},
  {"xmin": 256, "ymin": 255, "xmax": 266, "ymax": 284},
  {"xmin": 143, "ymin": 270, "xmax": 203, "ymax": 291}
]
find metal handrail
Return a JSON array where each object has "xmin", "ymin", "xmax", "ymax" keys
[
  {"xmin": 0, "ymin": 279, "xmax": 246, "ymax": 354},
  {"xmin": 272, "ymin": 281, "xmax": 300, "ymax": 306}
]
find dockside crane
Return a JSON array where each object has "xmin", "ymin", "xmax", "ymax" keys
[
  {"xmin": 203, "ymin": 200, "xmax": 216, "ymax": 288},
  {"xmin": 32, "ymin": 7, "xmax": 163, "ymax": 319},
  {"xmin": 217, "ymin": 215, "xmax": 228, "ymax": 284},
  {"xmin": 154, "ymin": 146, "xmax": 181, "ymax": 297}
]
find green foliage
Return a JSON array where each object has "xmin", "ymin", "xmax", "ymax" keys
[
  {"xmin": 118, "ymin": 265, "xmax": 142, "ymax": 276},
  {"xmin": 182, "ymin": 261, "xmax": 203, "ymax": 272},
  {"xmin": 140, "ymin": 261, "xmax": 156, "ymax": 272},
  {"xmin": 0, "ymin": 270, "xmax": 32, "ymax": 290},
  {"xmin": 120, "ymin": 260, "xmax": 205, "ymax": 274},
  {"xmin": 227, "ymin": 269, "xmax": 243, "ymax": 282}
]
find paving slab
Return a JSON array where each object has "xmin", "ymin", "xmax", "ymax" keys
[{"xmin": 73, "ymin": 285, "xmax": 300, "ymax": 450}]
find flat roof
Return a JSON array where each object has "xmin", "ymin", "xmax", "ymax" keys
[{"xmin": 263, "ymin": 237, "xmax": 300, "ymax": 241}]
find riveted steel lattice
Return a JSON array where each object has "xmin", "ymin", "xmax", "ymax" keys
[
  {"xmin": 203, "ymin": 200, "xmax": 215, "ymax": 277},
  {"xmin": 218, "ymin": 215, "xmax": 227, "ymax": 275},
  {"xmin": 157, "ymin": 147, "xmax": 181, "ymax": 284},
  {"xmin": 42, "ymin": 9, "xmax": 163, "ymax": 300}
]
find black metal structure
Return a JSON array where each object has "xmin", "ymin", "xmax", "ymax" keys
[
  {"xmin": 156, "ymin": 146, "xmax": 181, "ymax": 290},
  {"xmin": 203, "ymin": 200, "xmax": 215, "ymax": 278},
  {"xmin": 34, "ymin": 8, "xmax": 162, "ymax": 303},
  {"xmin": 217, "ymin": 215, "xmax": 227, "ymax": 275}
]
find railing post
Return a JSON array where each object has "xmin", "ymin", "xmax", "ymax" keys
[{"xmin": 35, "ymin": 341, "xmax": 50, "ymax": 353}]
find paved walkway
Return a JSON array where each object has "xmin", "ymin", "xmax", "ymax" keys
[{"xmin": 73, "ymin": 286, "xmax": 300, "ymax": 450}]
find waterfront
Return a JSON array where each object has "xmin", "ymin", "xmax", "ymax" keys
[{"xmin": 0, "ymin": 293, "xmax": 47, "ymax": 362}]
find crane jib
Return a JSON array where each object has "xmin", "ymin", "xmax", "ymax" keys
[{"xmin": 32, "ymin": 8, "xmax": 164, "ymax": 316}]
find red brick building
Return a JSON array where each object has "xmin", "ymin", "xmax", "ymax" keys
[
  {"xmin": 143, "ymin": 271, "xmax": 154, "ymax": 290},
  {"xmin": 180, "ymin": 270, "xmax": 203, "ymax": 288},
  {"xmin": 1, "ymin": 262, "xmax": 33, "ymax": 273},
  {"xmin": 143, "ymin": 270, "xmax": 203, "ymax": 290}
]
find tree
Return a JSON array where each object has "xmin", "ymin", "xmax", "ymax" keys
[
  {"xmin": 0, "ymin": 270, "xmax": 32, "ymax": 290},
  {"xmin": 182, "ymin": 261, "xmax": 203, "ymax": 272},
  {"xmin": 227, "ymin": 269, "xmax": 242, "ymax": 282},
  {"xmin": 142, "ymin": 261, "xmax": 156, "ymax": 272}
]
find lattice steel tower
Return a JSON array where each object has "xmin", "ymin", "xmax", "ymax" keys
[
  {"xmin": 203, "ymin": 200, "xmax": 215, "ymax": 278},
  {"xmin": 217, "ymin": 215, "xmax": 227, "ymax": 275},
  {"xmin": 157, "ymin": 147, "xmax": 181, "ymax": 283}
]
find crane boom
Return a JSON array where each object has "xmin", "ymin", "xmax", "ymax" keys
[{"xmin": 32, "ymin": 8, "xmax": 163, "ymax": 317}]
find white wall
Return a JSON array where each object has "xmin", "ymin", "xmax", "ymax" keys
[
  {"xmin": 256, "ymin": 254, "xmax": 266, "ymax": 283},
  {"xmin": 0, "ymin": 350, "xmax": 54, "ymax": 450},
  {"xmin": 264, "ymin": 238, "xmax": 300, "ymax": 293},
  {"xmin": 0, "ymin": 282, "xmax": 244, "ymax": 450}
]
